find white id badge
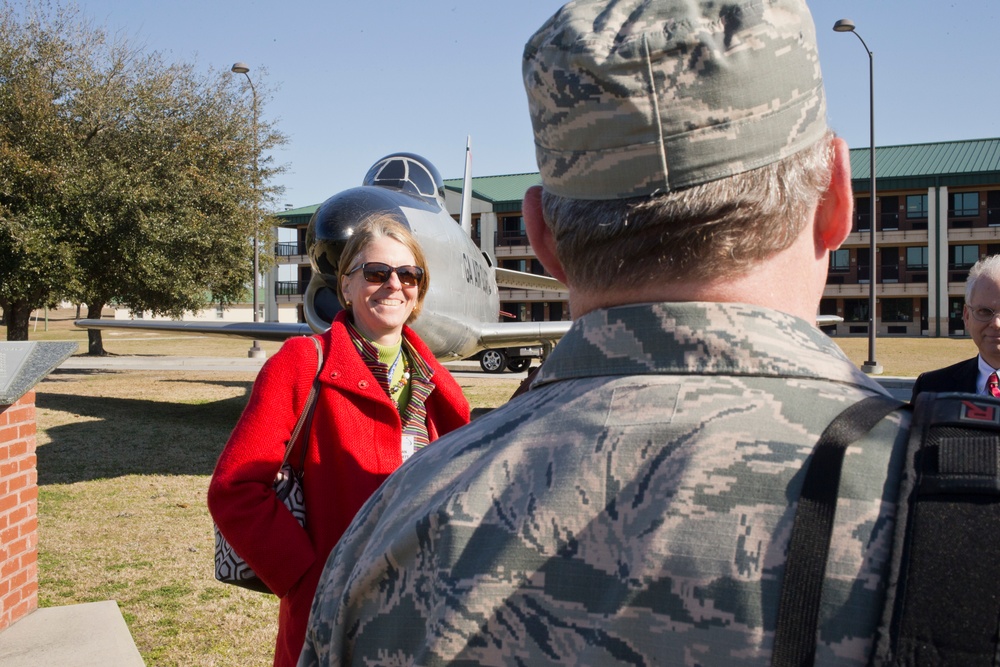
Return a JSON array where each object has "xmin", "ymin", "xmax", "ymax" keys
[{"xmin": 401, "ymin": 435, "xmax": 416, "ymax": 462}]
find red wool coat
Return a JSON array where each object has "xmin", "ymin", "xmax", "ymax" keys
[{"xmin": 207, "ymin": 314, "xmax": 470, "ymax": 667}]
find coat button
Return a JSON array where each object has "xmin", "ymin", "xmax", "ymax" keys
[
  {"xmin": 358, "ymin": 380, "xmax": 369, "ymax": 389},
  {"xmin": 330, "ymin": 371, "xmax": 339, "ymax": 378}
]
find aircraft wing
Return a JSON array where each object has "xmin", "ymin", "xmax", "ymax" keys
[
  {"xmin": 477, "ymin": 320, "xmax": 572, "ymax": 349},
  {"xmin": 495, "ymin": 268, "xmax": 566, "ymax": 292},
  {"xmin": 74, "ymin": 318, "xmax": 314, "ymax": 342}
]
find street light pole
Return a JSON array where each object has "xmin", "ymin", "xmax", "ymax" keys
[
  {"xmin": 231, "ymin": 61, "xmax": 265, "ymax": 359},
  {"xmin": 833, "ymin": 19, "xmax": 882, "ymax": 375}
]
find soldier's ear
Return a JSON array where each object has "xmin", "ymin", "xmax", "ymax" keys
[
  {"xmin": 524, "ymin": 186, "xmax": 568, "ymax": 284},
  {"xmin": 814, "ymin": 137, "xmax": 853, "ymax": 252}
]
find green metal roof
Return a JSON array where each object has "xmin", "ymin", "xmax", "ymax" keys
[
  {"xmin": 849, "ymin": 137, "xmax": 1000, "ymax": 192},
  {"xmin": 443, "ymin": 173, "xmax": 542, "ymax": 212},
  {"xmin": 274, "ymin": 138, "xmax": 1000, "ymax": 221},
  {"xmin": 274, "ymin": 203, "xmax": 320, "ymax": 228}
]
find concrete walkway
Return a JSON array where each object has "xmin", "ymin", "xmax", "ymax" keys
[
  {"xmin": 0, "ymin": 601, "xmax": 144, "ymax": 666},
  {"xmin": 59, "ymin": 354, "xmax": 266, "ymax": 373},
  {"xmin": 57, "ymin": 355, "xmax": 515, "ymax": 378},
  {"xmin": 57, "ymin": 354, "xmax": 916, "ymax": 398}
]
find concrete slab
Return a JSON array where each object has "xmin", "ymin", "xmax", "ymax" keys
[
  {"xmin": 875, "ymin": 377, "xmax": 915, "ymax": 402},
  {"xmin": 0, "ymin": 601, "xmax": 144, "ymax": 666}
]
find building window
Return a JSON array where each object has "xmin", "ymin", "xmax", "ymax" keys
[
  {"xmin": 855, "ymin": 197, "xmax": 871, "ymax": 231},
  {"xmin": 857, "ymin": 247, "xmax": 871, "ymax": 283},
  {"xmin": 881, "ymin": 196, "xmax": 899, "ymax": 230},
  {"xmin": 531, "ymin": 302, "xmax": 546, "ymax": 322},
  {"xmin": 502, "ymin": 259, "xmax": 528, "ymax": 272},
  {"xmin": 951, "ymin": 192, "xmax": 979, "ymax": 217},
  {"xmin": 881, "ymin": 298, "xmax": 913, "ymax": 323},
  {"xmin": 829, "ymin": 249, "xmax": 850, "ymax": 272},
  {"xmin": 843, "ymin": 299, "xmax": 869, "ymax": 322},
  {"xmin": 906, "ymin": 246, "xmax": 928, "ymax": 269},
  {"xmin": 951, "ymin": 244, "xmax": 979, "ymax": 268},
  {"xmin": 881, "ymin": 246, "xmax": 899, "ymax": 282},
  {"xmin": 906, "ymin": 194, "xmax": 928, "ymax": 219},
  {"xmin": 500, "ymin": 302, "xmax": 525, "ymax": 321},
  {"xmin": 499, "ymin": 216, "xmax": 527, "ymax": 246}
]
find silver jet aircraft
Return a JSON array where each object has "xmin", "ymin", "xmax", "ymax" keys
[{"xmin": 76, "ymin": 147, "xmax": 571, "ymax": 362}]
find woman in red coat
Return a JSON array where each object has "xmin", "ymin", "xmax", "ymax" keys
[{"xmin": 207, "ymin": 216, "xmax": 470, "ymax": 667}]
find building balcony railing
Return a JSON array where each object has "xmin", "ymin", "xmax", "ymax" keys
[
  {"xmin": 498, "ymin": 288, "xmax": 567, "ymax": 301},
  {"xmin": 496, "ymin": 231, "xmax": 530, "ymax": 247},
  {"xmin": 275, "ymin": 280, "xmax": 307, "ymax": 297},
  {"xmin": 845, "ymin": 213, "xmax": 1000, "ymax": 237},
  {"xmin": 823, "ymin": 281, "xmax": 929, "ymax": 297},
  {"xmin": 843, "ymin": 228, "xmax": 929, "ymax": 246},
  {"xmin": 944, "ymin": 225, "xmax": 1000, "ymax": 241},
  {"xmin": 989, "ymin": 207, "xmax": 1000, "ymax": 226},
  {"xmin": 275, "ymin": 242, "xmax": 307, "ymax": 258}
]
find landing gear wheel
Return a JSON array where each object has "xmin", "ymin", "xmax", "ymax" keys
[
  {"xmin": 507, "ymin": 358, "xmax": 531, "ymax": 373},
  {"xmin": 480, "ymin": 349, "xmax": 507, "ymax": 373}
]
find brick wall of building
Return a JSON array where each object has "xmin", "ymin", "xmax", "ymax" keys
[{"xmin": 0, "ymin": 391, "xmax": 39, "ymax": 631}]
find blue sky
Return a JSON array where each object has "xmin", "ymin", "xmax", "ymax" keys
[{"xmin": 62, "ymin": 0, "xmax": 1000, "ymax": 209}]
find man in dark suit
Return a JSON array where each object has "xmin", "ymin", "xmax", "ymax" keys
[{"xmin": 912, "ymin": 255, "xmax": 1000, "ymax": 400}]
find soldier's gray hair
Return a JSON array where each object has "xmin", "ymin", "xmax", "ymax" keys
[
  {"xmin": 965, "ymin": 255, "xmax": 1000, "ymax": 303},
  {"xmin": 540, "ymin": 132, "xmax": 836, "ymax": 290}
]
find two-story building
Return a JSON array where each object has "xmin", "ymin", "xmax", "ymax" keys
[{"xmin": 273, "ymin": 137, "xmax": 1000, "ymax": 338}]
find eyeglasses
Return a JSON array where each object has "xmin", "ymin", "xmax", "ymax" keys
[
  {"xmin": 346, "ymin": 262, "xmax": 424, "ymax": 287},
  {"xmin": 968, "ymin": 305, "xmax": 1000, "ymax": 322}
]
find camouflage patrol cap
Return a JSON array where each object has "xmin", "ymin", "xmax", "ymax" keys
[{"xmin": 523, "ymin": 0, "xmax": 828, "ymax": 200}]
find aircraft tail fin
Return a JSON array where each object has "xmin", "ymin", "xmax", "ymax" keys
[{"xmin": 459, "ymin": 136, "xmax": 473, "ymax": 236}]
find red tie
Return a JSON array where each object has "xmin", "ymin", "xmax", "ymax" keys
[{"xmin": 989, "ymin": 372, "xmax": 1000, "ymax": 398}]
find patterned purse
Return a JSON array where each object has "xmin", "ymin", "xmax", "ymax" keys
[{"xmin": 213, "ymin": 336, "xmax": 323, "ymax": 593}]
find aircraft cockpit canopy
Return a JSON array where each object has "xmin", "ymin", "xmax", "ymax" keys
[{"xmin": 363, "ymin": 153, "xmax": 445, "ymax": 206}]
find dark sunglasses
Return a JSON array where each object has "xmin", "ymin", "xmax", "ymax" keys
[{"xmin": 346, "ymin": 262, "xmax": 424, "ymax": 287}]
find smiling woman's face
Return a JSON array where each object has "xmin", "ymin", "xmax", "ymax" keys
[{"xmin": 341, "ymin": 236, "xmax": 420, "ymax": 345}]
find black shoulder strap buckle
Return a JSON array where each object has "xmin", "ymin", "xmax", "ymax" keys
[{"xmin": 871, "ymin": 392, "xmax": 1000, "ymax": 666}]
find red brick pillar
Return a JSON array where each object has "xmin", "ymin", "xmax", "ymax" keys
[{"xmin": 0, "ymin": 391, "xmax": 38, "ymax": 631}]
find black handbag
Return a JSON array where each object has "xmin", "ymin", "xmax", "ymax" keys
[{"xmin": 213, "ymin": 336, "xmax": 323, "ymax": 593}]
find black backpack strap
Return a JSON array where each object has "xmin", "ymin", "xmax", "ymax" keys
[
  {"xmin": 871, "ymin": 392, "xmax": 1000, "ymax": 667},
  {"xmin": 772, "ymin": 394, "xmax": 905, "ymax": 667}
]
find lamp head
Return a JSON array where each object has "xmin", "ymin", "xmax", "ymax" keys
[
  {"xmin": 833, "ymin": 19, "xmax": 856, "ymax": 33},
  {"xmin": 231, "ymin": 62, "xmax": 250, "ymax": 74}
]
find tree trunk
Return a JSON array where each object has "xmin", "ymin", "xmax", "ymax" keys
[
  {"xmin": 4, "ymin": 303, "xmax": 33, "ymax": 341},
  {"xmin": 86, "ymin": 302, "xmax": 107, "ymax": 355}
]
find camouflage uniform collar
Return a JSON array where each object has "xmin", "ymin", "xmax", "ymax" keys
[{"xmin": 532, "ymin": 302, "xmax": 880, "ymax": 390}]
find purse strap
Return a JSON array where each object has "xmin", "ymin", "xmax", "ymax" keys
[{"xmin": 278, "ymin": 336, "xmax": 324, "ymax": 473}]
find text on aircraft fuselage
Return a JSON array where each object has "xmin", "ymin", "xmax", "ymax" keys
[{"xmin": 462, "ymin": 252, "xmax": 493, "ymax": 297}]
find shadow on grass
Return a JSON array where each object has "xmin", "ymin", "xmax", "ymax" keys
[{"xmin": 36, "ymin": 379, "xmax": 253, "ymax": 484}]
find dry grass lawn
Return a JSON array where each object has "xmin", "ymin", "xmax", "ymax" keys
[
  {"xmin": 3, "ymin": 310, "xmax": 980, "ymax": 665},
  {"xmin": 32, "ymin": 367, "xmax": 519, "ymax": 666}
]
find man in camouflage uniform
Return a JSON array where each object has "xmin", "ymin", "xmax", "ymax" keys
[{"xmin": 300, "ymin": 1, "xmax": 910, "ymax": 664}]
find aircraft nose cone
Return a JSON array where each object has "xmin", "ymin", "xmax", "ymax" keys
[{"xmin": 307, "ymin": 188, "xmax": 408, "ymax": 282}]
